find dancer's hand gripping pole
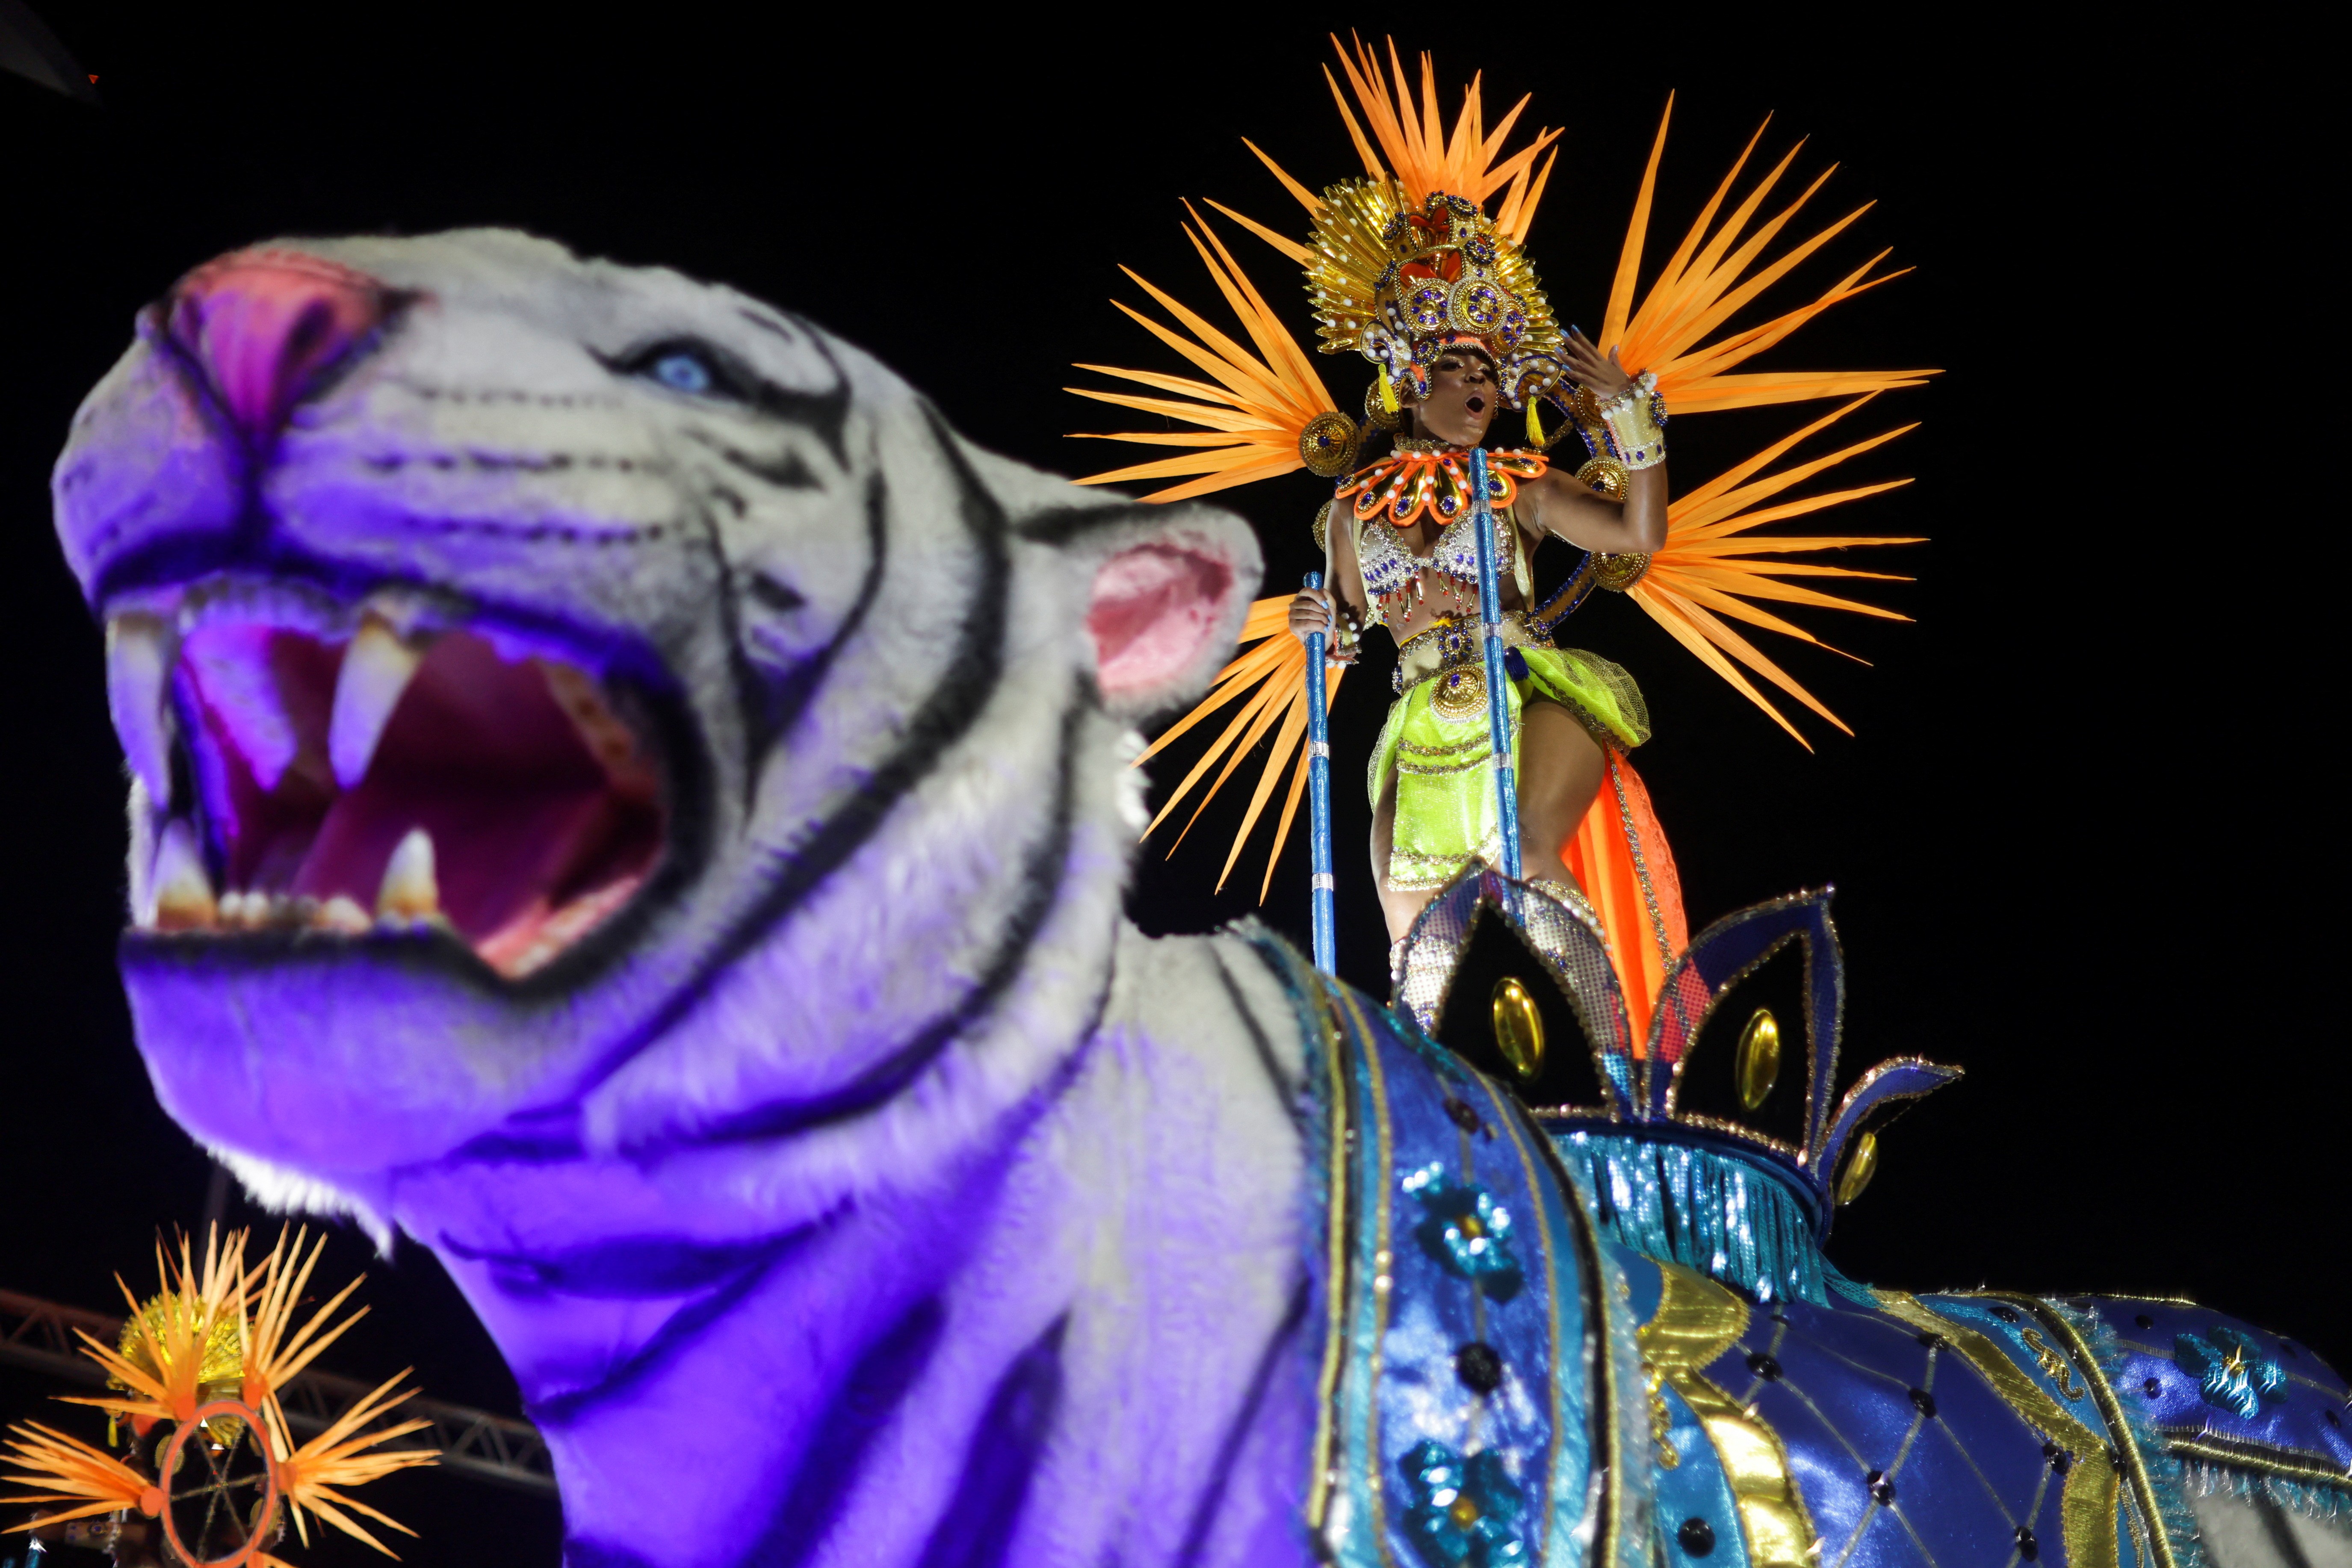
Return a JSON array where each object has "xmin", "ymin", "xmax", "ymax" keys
[
  {"xmin": 1471, "ymin": 450, "xmax": 1523, "ymax": 882},
  {"xmin": 1303, "ymin": 571, "xmax": 1337, "ymax": 973}
]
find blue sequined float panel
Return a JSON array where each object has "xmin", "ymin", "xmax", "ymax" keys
[
  {"xmin": 2075, "ymin": 1296, "xmax": 2350, "ymax": 1497},
  {"xmin": 1693, "ymin": 1285, "xmax": 2140, "ymax": 1568},
  {"xmin": 1633, "ymin": 1274, "xmax": 2352, "ymax": 1568},
  {"xmin": 1258, "ymin": 930, "xmax": 1655, "ymax": 1568},
  {"xmin": 1249, "ymin": 926, "xmax": 2349, "ymax": 1568}
]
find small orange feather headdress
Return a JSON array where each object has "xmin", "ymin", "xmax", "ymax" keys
[
  {"xmin": 1068, "ymin": 37, "xmax": 1937, "ymax": 907},
  {"xmin": 2, "ymin": 1225, "xmax": 438, "ymax": 1563}
]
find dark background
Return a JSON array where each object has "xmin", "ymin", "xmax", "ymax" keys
[{"xmin": 0, "ymin": 9, "xmax": 2335, "ymax": 1565}]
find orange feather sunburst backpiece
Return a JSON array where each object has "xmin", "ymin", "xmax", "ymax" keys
[{"xmin": 1071, "ymin": 42, "xmax": 1933, "ymax": 897}]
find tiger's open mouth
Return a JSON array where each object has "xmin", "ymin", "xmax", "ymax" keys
[{"xmin": 112, "ymin": 580, "xmax": 671, "ymax": 980}]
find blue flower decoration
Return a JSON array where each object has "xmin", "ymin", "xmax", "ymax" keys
[
  {"xmin": 1399, "ymin": 1439, "xmax": 1530, "ymax": 1567},
  {"xmin": 2174, "ymin": 1326, "xmax": 2288, "ymax": 1420},
  {"xmin": 1402, "ymin": 1163, "xmax": 1525, "ymax": 1302}
]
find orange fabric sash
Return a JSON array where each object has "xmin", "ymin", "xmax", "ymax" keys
[{"xmin": 1555, "ymin": 750, "xmax": 1686, "ymax": 1051}]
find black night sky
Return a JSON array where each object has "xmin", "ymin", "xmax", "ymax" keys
[{"xmin": 0, "ymin": 11, "xmax": 2335, "ymax": 1565}]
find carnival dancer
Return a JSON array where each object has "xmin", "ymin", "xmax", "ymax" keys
[
  {"xmin": 1070, "ymin": 38, "xmax": 1932, "ymax": 1031},
  {"xmin": 1288, "ymin": 328, "xmax": 1665, "ymax": 943}
]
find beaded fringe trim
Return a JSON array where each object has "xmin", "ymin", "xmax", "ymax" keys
[
  {"xmin": 2181, "ymin": 1459, "xmax": 2352, "ymax": 1525},
  {"xmin": 1551, "ymin": 1130, "xmax": 1825, "ymax": 1305}
]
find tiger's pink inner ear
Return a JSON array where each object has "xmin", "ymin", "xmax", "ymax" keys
[{"xmin": 1087, "ymin": 542, "xmax": 1236, "ymax": 703}]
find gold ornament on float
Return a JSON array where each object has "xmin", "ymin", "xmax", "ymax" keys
[
  {"xmin": 1735, "ymin": 1007, "xmax": 1781, "ymax": 1111},
  {"xmin": 1491, "ymin": 976, "xmax": 1546, "ymax": 1080},
  {"xmin": 1835, "ymin": 1130, "xmax": 1880, "ymax": 1205}
]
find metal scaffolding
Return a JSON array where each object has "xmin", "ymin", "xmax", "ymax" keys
[{"xmin": 0, "ymin": 1287, "xmax": 555, "ymax": 1496}]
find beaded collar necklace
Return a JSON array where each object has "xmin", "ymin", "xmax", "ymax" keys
[
  {"xmin": 1338, "ymin": 446, "xmax": 1548, "ymax": 623},
  {"xmin": 1336, "ymin": 444, "xmax": 1547, "ymax": 532}
]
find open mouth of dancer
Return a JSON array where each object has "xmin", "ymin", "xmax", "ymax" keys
[{"xmin": 109, "ymin": 578, "xmax": 677, "ymax": 980}]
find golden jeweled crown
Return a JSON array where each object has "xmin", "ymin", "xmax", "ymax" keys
[{"xmin": 1308, "ymin": 183, "xmax": 1566, "ymax": 417}]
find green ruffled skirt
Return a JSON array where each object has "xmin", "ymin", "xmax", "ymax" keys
[{"xmin": 1368, "ymin": 645, "xmax": 1649, "ymax": 892}]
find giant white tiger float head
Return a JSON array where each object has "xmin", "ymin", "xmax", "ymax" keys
[{"xmin": 53, "ymin": 229, "xmax": 1260, "ymax": 1233}]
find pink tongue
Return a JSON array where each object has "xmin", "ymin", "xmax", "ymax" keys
[
  {"xmin": 289, "ymin": 633, "xmax": 620, "ymax": 938},
  {"xmin": 293, "ymin": 786, "xmax": 623, "ymax": 938}
]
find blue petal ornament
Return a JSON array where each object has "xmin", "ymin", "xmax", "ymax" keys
[
  {"xmin": 1399, "ymin": 1439, "xmax": 1532, "ymax": 1567},
  {"xmin": 1401, "ymin": 1163, "xmax": 1525, "ymax": 1301},
  {"xmin": 2173, "ymin": 1326, "xmax": 2288, "ymax": 1420}
]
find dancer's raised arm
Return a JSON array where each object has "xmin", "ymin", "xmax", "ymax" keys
[{"xmin": 1518, "ymin": 329, "xmax": 1669, "ymax": 557}]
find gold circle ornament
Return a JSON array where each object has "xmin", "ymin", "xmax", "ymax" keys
[
  {"xmin": 1403, "ymin": 278, "xmax": 1451, "ymax": 334},
  {"xmin": 1447, "ymin": 277, "xmax": 1507, "ymax": 335},
  {"xmin": 1734, "ymin": 1007, "xmax": 1781, "ymax": 1111},
  {"xmin": 1362, "ymin": 377, "xmax": 1404, "ymax": 431},
  {"xmin": 1835, "ymin": 1130, "xmax": 1881, "ymax": 1206},
  {"xmin": 1312, "ymin": 499, "xmax": 1333, "ymax": 552},
  {"xmin": 1575, "ymin": 457, "xmax": 1628, "ymax": 502},
  {"xmin": 1298, "ymin": 410, "xmax": 1362, "ymax": 478},
  {"xmin": 1492, "ymin": 976, "xmax": 1546, "ymax": 1080},
  {"xmin": 1592, "ymin": 551, "xmax": 1652, "ymax": 592},
  {"xmin": 1429, "ymin": 664, "xmax": 1487, "ymax": 722}
]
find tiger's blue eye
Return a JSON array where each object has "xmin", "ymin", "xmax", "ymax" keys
[{"xmin": 651, "ymin": 351, "xmax": 713, "ymax": 394}]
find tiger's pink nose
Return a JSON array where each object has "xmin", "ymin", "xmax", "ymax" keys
[{"xmin": 168, "ymin": 250, "xmax": 388, "ymax": 437}]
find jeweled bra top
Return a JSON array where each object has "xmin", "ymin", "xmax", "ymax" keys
[
  {"xmin": 1340, "ymin": 440, "xmax": 1546, "ymax": 623},
  {"xmin": 1357, "ymin": 506, "xmax": 1503, "ymax": 598}
]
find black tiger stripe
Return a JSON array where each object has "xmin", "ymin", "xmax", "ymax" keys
[
  {"xmin": 753, "ymin": 1296, "xmax": 947, "ymax": 1568},
  {"xmin": 726, "ymin": 467, "xmax": 890, "ymax": 802},
  {"xmin": 915, "ymin": 1314, "xmax": 1070, "ymax": 1568},
  {"xmin": 525, "ymin": 1216, "xmax": 831, "ymax": 1428},
  {"xmin": 440, "ymin": 1229, "xmax": 806, "ymax": 1300},
  {"xmin": 676, "ymin": 692, "xmax": 1089, "ymax": 1148},
  {"xmin": 683, "ymin": 425, "xmax": 822, "ymax": 490},
  {"xmin": 1173, "ymin": 1273, "xmax": 1311, "ymax": 1568},
  {"xmin": 614, "ymin": 319, "xmax": 852, "ymax": 464},
  {"xmin": 560, "ymin": 399, "xmax": 1013, "ymax": 1111},
  {"xmin": 1013, "ymin": 499, "xmax": 1172, "ymax": 546}
]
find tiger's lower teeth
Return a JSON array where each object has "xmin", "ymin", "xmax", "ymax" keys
[{"xmin": 119, "ymin": 605, "xmax": 666, "ymax": 971}]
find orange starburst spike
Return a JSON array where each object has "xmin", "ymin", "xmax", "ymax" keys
[
  {"xmin": 1623, "ymin": 398, "xmax": 1923, "ymax": 741},
  {"xmin": 1126, "ymin": 597, "xmax": 1347, "ymax": 902},
  {"xmin": 67, "ymin": 1226, "xmax": 249, "ymax": 1429},
  {"xmin": 1067, "ymin": 213, "xmax": 1343, "ymax": 504},
  {"xmin": 1323, "ymin": 35, "xmax": 1561, "ymax": 216},
  {"xmin": 1, "ymin": 1420, "xmax": 156, "ymax": 1531},
  {"xmin": 269, "ymin": 1369, "xmax": 438, "ymax": 1558},
  {"xmin": 242, "ymin": 1225, "xmax": 369, "ymax": 1420},
  {"xmin": 1597, "ymin": 102, "xmax": 1938, "ymax": 414}
]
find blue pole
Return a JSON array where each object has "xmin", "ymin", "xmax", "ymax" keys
[
  {"xmin": 1470, "ymin": 450, "xmax": 1523, "ymax": 880},
  {"xmin": 1303, "ymin": 570, "xmax": 1336, "ymax": 973}
]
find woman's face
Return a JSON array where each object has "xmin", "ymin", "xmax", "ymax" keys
[{"xmin": 1412, "ymin": 348, "xmax": 1497, "ymax": 447}]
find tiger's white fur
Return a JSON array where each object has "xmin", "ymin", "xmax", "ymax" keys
[{"xmin": 56, "ymin": 229, "xmax": 1323, "ymax": 1567}]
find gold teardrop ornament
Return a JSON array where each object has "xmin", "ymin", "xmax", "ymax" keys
[
  {"xmin": 1735, "ymin": 1007, "xmax": 1781, "ymax": 1111},
  {"xmin": 1492, "ymin": 976, "xmax": 1546, "ymax": 1081},
  {"xmin": 1835, "ymin": 1130, "xmax": 1880, "ymax": 1206}
]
